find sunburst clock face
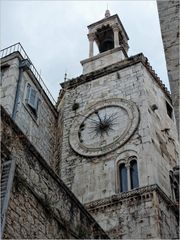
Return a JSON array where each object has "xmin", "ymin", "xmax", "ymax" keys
[{"xmin": 69, "ymin": 98, "xmax": 139, "ymax": 157}]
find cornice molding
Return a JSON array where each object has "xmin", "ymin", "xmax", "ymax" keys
[
  {"xmin": 84, "ymin": 184, "xmax": 178, "ymax": 212},
  {"xmin": 87, "ymin": 14, "xmax": 129, "ymax": 40},
  {"xmin": 59, "ymin": 53, "xmax": 171, "ymax": 105}
]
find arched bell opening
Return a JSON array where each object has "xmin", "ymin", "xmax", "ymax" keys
[{"xmin": 96, "ymin": 25, "xmax": 114, "ymax": 53}]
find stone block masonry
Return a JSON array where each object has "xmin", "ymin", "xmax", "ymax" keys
[
  {"xmin": 1, "ymin": 52, "xmax": 58, "ymax": 168},
  {"xmin": 58, "ymin": 51, "xmax": 179, "ymax": 238},
  {"xmin": 85, "ymin": 185, "xmax": 178, "ymax": 239},
  {"xmin": 157, "ymin": 0, "xmax": 180, "ymax": 136},
  {"xmin": 59, "ymin": 53, "xmax": 178, "ymax": 200},
  {"xmin": 1, "ymin": 106, "xmax": 109, "ymax": 239}
]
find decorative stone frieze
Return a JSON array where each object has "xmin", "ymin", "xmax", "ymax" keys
[{"xmin": 84, "ymin": 184, "xmax": 176, "ymax": 210}]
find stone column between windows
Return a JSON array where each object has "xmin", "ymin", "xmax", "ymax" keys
[
  {"xmin": 88, "ymin": 33, "xmax": 96, "ymax": 58},
  {"xmin": 112, "ymin": 25, "xmax": 120, "ymax": 48},
  {"xmin": 125, "ymin": 163, "xmax": 131, "ymax": 190}
]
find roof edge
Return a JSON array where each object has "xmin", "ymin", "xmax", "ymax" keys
[{"xmin": 59, "ymin": 53, "xmax": 171, "ymax": 103}]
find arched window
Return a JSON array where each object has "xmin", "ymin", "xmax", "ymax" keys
[
  {"xmin": 117, "ymin": 153, "xmax": 140, "ymax": 193},
  {"xmin": 119, "ymin": 163, "xmax": 128, "ymax": 192},
  {"xmin": 130, "ymin": 160, "xmax": 139, "ymax": 189}
]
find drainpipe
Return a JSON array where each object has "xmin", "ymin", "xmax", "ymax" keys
[{"xmin": 12, "ymin": 58, "xmax": 31, "ymax": 120}]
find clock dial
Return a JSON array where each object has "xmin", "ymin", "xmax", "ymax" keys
[
  {"xmin": 69, "ymin": 98, "xmax": 139, "ymax": 156},
  {"xmin": 79, "ymin": 106, "xmax": 129, "ymax": 148}
]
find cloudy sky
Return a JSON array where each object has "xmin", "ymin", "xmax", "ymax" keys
[{"xmin": 1, "ymin": 0, "xmax": 169, "ymax": 101}]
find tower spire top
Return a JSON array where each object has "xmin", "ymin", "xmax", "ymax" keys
[{"xmin": 105, "ymin": 8, "xmax": 110, "ymax": 18}]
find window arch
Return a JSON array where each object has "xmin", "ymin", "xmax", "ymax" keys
[
  {"xmin": 117, "ymin": 155, "xmax": 139, "ymax": 193},
  {"xmin": 130, "ymin": 159, "xmax": 139, "ymax": 189},
  {"xmin": 119, "ymin": 163, "xmax": 128, "ymax": 192}
]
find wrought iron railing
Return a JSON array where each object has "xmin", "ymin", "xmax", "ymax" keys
[{"xmin": 0, "ymin": 42, "xmax": 56, "ymax": 105}]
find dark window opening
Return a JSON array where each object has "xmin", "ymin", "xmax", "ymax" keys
[
  {"xmin": 0, "ymin": 64, "xmax": 10, "ymax": 85},
  {"xmin": 100, "ymin": 38, "xmax": 114, "ymax": 53},
  {"xmin": 169, "ymin": 171, "xmax": 174, "ymax": 200},
  {"xmin": 130, "ymin": 160, "xmax": 139, "ymax": 189},
  {"xmin": 174, "ymin": 182, "xmax": 179, "ymax": 202},
  {"xmin": 96, "ymin": 26, "xmax": 114, "ymax": 53},
  {"xmin": 119, "ymin": 163, "xmax": 128, "ymax": 192},
  {"xmin": 166, "ymin": 101, "xmax": 173, "ymax": 119},
  {"xmin": 169, "ymin": 170, "xmax": 179, "ymax": 202}
]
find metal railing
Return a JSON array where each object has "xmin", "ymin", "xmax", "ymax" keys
[{"xmin": 0, "ymin": 42, "xmax": 56, "ymax": 105}]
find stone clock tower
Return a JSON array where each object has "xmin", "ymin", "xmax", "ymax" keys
[{"xmin": 57, "ymin": 11, "xmax": 179, "ymax": 239}]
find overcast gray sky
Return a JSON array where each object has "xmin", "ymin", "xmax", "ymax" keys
[{"xmin": 1, "ymin": 0, "xmax": 169, "ymax": 101}]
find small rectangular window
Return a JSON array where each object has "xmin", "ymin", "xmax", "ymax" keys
[
  {"xmin": 166, "ymin": 101, "xmax": 173, "ymax": 119},
  {"xmin": 28, "ymin": 88, "xmax": 37, "ymax": 109},
  {"xmin": 0, "ymin": 64, "xmax": 10, "ymax": 85},
  {"xmin": 26, "ymin": 83, "xmax": 40, "ymax": 117}
]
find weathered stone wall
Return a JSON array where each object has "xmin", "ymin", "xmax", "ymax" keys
[
  {"xmin": 1, "ymin": 106, "xmax": 109, "ymax": 239},
  {"xmin": 85, "ymin": 185, "xmax": 178, "ymax": 239},
  {"xmin": 1, "ymin": 56, "xmax": 19, "ymax": 114},
  {"xmin": 142, "ymin": 64, "xmax": 179, "ymax": 197},
  {"xmin": 1, "ymin": 53, "xmax": 57, "ymax": 167},
  {"xmin": 58, "ymin": 55, "xmax": 179, "ymax": 201},
  {"xmin": 56, "ymin": 90, "xmax": 65, "ymax": 175},
  {"xmin": 81, "ymin": 47, "xmax": 126, "ymax": 74},
  {"xmin": 59, "ymin": 61, "xmax": 148, "ymax": 198},
  {"xmin": 157, "ymin": 190, "xmax": 179, "ymax": 239},
  {"xmin": 57, "ymin": 53, "xmax": 179, "ymax": 238},
  {"xmin": 157, "ymin": 0, "xmax": 179, "ymax": 136}
]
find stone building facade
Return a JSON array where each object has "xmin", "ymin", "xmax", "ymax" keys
[
  {"xmin": 1, "ymin": 48, "xmax": 57, "ymax": 166},
  {"xmin": 1, "ymin": 8, "xmax": 179, "ymax": 240},
  {"xmin": 1, "ymin": 106, "xmax": 108, "ymax": 239},
  {"xmin": 157, "ymin": 0, "xmax": 179, "ymax": 136},
  {"xmin": 0, "ymin": 45, "xmax": 108, "ymax": 239},
  {"xmin": 57, "ymin": 11, "xmax": 179, "ymax": 239}
]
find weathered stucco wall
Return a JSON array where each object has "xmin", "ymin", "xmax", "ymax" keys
[
  {"xmin": 1, "ymin": 106, "xmax": 109, "ymax": 239},
  {"xmin": 1, "ymin": 53, "xmax": 58, "ymax": 167},
  {"xmin": 157, "ymin": 0, "xmax": 180, "ymax": 136}
]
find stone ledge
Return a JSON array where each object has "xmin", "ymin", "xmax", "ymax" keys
[
  {"xmin": 84, "ymin": 184, "xmax": 178, "ymax": 212},
  {"xmin": 80, "ymin": 46, "xmax": 127, "ymax": 65}
]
